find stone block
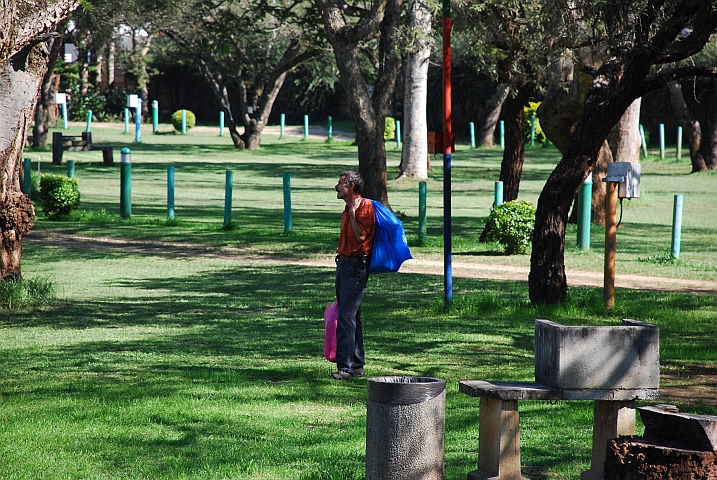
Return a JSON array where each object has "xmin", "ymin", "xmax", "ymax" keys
[
  {"xmin": 534, "ymin": 319, "xmax": 659, "ymax": 391},
  {"xmin": 639, "ymin": 406, "xmax": 717, "ymax": 451}
]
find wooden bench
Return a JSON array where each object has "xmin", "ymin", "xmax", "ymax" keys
[
  {"xmin": 52, "ymin": 131, "xmax": 114, "ymax": 166},
  {"xmin": 459, "ymin": 380, "xmax": 654, "ymax": 480}
]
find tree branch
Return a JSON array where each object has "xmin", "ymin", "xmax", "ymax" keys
[{"xmin": 641, "ymin": 66, "xmax": 717, "ymax": 95}]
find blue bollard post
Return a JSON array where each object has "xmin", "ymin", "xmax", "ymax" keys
[
  {"xmin": 327, "ymin": 116, "xmax": 333, "ymax": 141},
  {"xmin": 493, "ymin": 181, "xmax": 503, "ymax": 208},
  {"xmin": 86, "ymin": 110, "xmax": 92, "ymax": 132},
  {"xmin": 280, "ymin": 113, "xmax": 285, "ymax": 139},
  {"xmin": 67, "ymin": 160, "xmax": 75, "ymax": 179},
  {"xmin": 500, "ymin": 120, "xmax": 505, "ymax": 149},
  {"xmin": 677, "ymin": 126, "xmax": 683, "ymax": 161},
  {"xmin": 152, "ymin": 100, "xmax": 159, "ymax": 134},
  {"xmin": 577, "ymin": 174, "xmax": 593, "ymax": 250},
  {"xmin": 224, "ymin": 170, "xmax": 233, "ymax": 228},
  {"xmin": 469, "ymin": 122, "xmax": 476, "ymax": 148},
  {"xmin": 671, "ymin": 194, "xmax": 683, "ymax": 259},
  {"xmin": 639, "ymin": 125, "xmax": 648, "ymax": 158},
  {"xmin": 120, "ymin": 148, "xmax": 132, "ymax": 218},
  {"xmin": 659, "ymin": 123, "xmax": 665, "ymax": 160},
  {"xmin": 124, "ymin": 108, "xmax": 129, "ymax": 133},
  {"xmin": 135, "ymin": 99, "xmax": 142, "ymax": 142},
  {"xmin": 181, "ymin": 109, "xmax": 187, "ymax": 135},
  {"xmin": 530, "ymin": 114, "xmax": 536, "ymax": 146},
  {"xmin": 303, "ymin": 115, "xmax": 309, "ymax": 140},
  {"xmin": 23, "ymin": 158, "xmax": 31, "ymax": 195},
  {"xmin": 62, "ymin": 102, "xmax": 68, "ymax": 130},
  {"xmin": 396, "ymin": 120, "xmax": 402, "ymax": 148},
  {"xmin": 167, "ymin": 166, "xmax": 175, "ymax": 220},
  {"xmin": 219, "ymin": 111, "xmax": 224, "ymax": 137},
  {"xmin": 418, "ymin": 182, "xmax": 427, "ymax": 245},
  {"xmin": 283, "ymin": 172, "xmax": 292, "ymax": 233}
]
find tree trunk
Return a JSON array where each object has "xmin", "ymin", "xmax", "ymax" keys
[
  {"xmin": 607, "ymin": 98, "xmax": 642, "ymax": 163},
  {"xmin": 667, "ymin": 80, "xmax": 707, "ymax": 172},
  {"xmin": 476, "ymin": 83, "xmax": 510, "ymax": 147},
  {"xmin": 33, "ymin": 21, "xmax": 66, "ymax": 148},
  {"xmin": 107, "ymin": 41, "xmax": 116, "ymax": 87},
  {"xmin": 316, "ymin": 0, "xmax": 401, "ymax": 205},
  {"xmin": 529, "ymin": 57, "xmax": 652, "ymax": 304},
  {"xmin": 499, "ymin": 82, "xmax": 537, "ymax": 202},
  {"xmin": 398, "ymin": 0, "xmax": 431, "ymax": 179}
]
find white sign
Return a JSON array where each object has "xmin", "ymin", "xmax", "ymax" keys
[
  {"xmin": 54, "ymin": 92, "xmax": 67, "ymax": 105},
  {"xmin": 126, "ymin": 94, "xmax": 139, "ymax": 108}
]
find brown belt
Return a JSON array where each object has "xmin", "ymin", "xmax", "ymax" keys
[{"xmin": 336, "ymin": 254, "xmax": 367, "ymax": 264}]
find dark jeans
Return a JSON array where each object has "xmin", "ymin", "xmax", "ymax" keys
[{"xmin": 335, "ymin": 258, "xmax": 368, "ymax": 373}]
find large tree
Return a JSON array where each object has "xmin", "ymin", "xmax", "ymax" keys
[
  {"xmin": 1, "ymin": 0, "xmax": 80, "ymax": 280},
  {"xmin": 162, "ymin": 0, "xmax": 320, "ymax": 150},
  {"xmin": 314, "ymin": 0, "xmax": 402, "ymax": 204},
  {"xmin": 529, "ymin": 0, "xmax": 717, "ymax": 305}
]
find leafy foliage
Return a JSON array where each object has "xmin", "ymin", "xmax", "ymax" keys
[
  {"xmin": 384, "ymin": 116, "xmax": 396, "ymax": 141},
  {"xmin": 171, "ymin": 110, "xmax": 196, "ymax": 132},
  {"xmin": 0, "ymin": 276, "xmax": 56, "ymax": 310},
  {"xmin": 485, "ymin": 200, "xmax": 537, "ymax": 254},
  {"xmin": 524, "ymin": 101, "xmax": 546, "ymax": 144},
  {"xmin": 39, "ymin": 174, "xmax": 81, "ymax": 220}
]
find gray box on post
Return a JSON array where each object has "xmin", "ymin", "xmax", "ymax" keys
[{"xmin": 534, "ymin": 319, "xmax": 659, "ymax": 399}]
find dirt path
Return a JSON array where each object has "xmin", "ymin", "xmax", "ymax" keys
[{"xmin": 26, "ymin": 230, "xmax": 717, "ymax": 296}]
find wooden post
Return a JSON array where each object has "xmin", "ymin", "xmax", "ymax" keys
[{"xmin": 604, "ymin": 182, "xmax": 618, "ymax": 309}]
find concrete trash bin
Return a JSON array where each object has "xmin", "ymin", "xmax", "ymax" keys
[{"xmin": 366, "ymin": 376, "xmax": 446, "ymax": 480}]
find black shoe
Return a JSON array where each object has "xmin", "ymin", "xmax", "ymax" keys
[
  {"xmin": 331, "ymin": 370, "xmax": 354, "ymax": 380},
  {"xmin": 353, "ymin": 367, "xmax": 365, "ymax": 377}
]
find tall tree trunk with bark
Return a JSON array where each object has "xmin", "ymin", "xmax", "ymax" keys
[
  {"xmin": 1, "ymin": 0, "xmax": 80, "ymax": 280},
  {"xmin": 666, "ymin": 80, "xmax": 705, "ymax": 172},
  {"xmin": 33, "ymin": 20, "xmax": 66, "ymax": 148},
  {"xmin": 499, "ymin": 81, "xmax": 537, "ymax": 202},
  {"xmin": 476, "ymin": 83, "xmax": 510, "ymax": 147},
  {"xmin": 316, "ymin": 0, "xmax": 402, "ymax": 205},
  {"xmin": 398, "ymin": 0, "xmax": 431, "ymax": 180},
  {"xmin": 607, "ymin": 98, "xmax": 642, "ymax": 163}
]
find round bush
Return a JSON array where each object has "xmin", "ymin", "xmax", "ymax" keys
[
  {"xmin": 39, "ymin": 174, "xmax": 80, "ymax": 220},
  {"xmin": 384, "ymin": 116, "xmax": 396, "ymax": 141},
  {"xmin": 485, "ymin": 200, "xmax": 537, "ymax": 255},
  {"xmin": 171, "ymin": 110, "xmax": 196, "ymax": 132}
]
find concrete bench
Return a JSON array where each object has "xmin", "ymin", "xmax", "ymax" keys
[
  {"xmin": 52, "ymin": 131, "xmax": 114, "ymax": 166},
  {"xmin": 460, "ymin": 319, "xmax": 659, "ymax": 480}
]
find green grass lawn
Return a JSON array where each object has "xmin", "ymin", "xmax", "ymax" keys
[{"xmin": 5, "ymin": 122, "xmax": 716, "ymax": 479}]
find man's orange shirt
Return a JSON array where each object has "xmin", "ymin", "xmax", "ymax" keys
[{"xmin": 337, "ymin": 199, "xmax": 375, "ymax": 256}]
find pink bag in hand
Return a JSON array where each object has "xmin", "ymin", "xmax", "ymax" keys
[{"xmin": 324, "ymin": 301, "xmax": 338, "ymax": 362}]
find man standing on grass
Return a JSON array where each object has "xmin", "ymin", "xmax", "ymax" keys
[{"xmin": 332, "ymin": 170, "xmax": 375, "ymax": 380}]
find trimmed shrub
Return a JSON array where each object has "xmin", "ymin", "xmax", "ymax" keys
[
  {"xmin": 39, "ymin": 174, "xmax": 80, "ymax": 220},
  {"xmin": 485, "ymin": 200, "xmax": 537, "ymax": 255},
  {"xmin": 171, "ymin": 110, "xmax": 196, "ymax": 132},
  {"xmin": 384, "ymin": 116, "xmax": 396, "ymax": 141}
]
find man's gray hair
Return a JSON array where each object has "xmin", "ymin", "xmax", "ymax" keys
[{"xmin": 340, "ymin": 170, "xmax": 364, "ymax": 194}]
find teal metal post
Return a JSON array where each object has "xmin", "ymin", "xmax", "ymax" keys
[
  {"xmin": 219, "ymin": 111, "xmax": 224, "ymax": 137},
  {"xmin": 181, "ymin": 109, "xmax": 187, "ymax": 135},
  {"xmin": 469, "ymin": 122, "xmax": 476, "ymax": 148},
  {"xmin": 167, "ymin": 166, "xmax": 175, "ymax": 220},
  {"xmin": 396, "ymin": 120, "xmax": 402, "ymax": 148},
  {"xmin": 530, "ymin": 114, "xmax": 536, "ymax": 146},
  {"xmin": 124, "ymin": 108, "xmax": 129, "ymax": 133},
  {"xmin": 418, "ymin": 181, "xmax": 427, "ymax": 245},
  {"xmin": 659, "ymin": 123, "xmax": 665, "ymax": 160},
  {"xmin": 85, "ymin": 110, "xmax": 92, "ymax": 132},
  {"xmin": 303, "ymin": 115, "xmax": 309, "ymax": 140},
  {"xmin": 62, "ymin": 102, "xmax": 68, "ymax": 130},
  {"xmin": 280, "ymin": 113, "xmax": 285, "ymax": 139},
  {"xmin": 223, "ymin": 170, "xmax": 233, "ymax": 228},
  {"xmin": 67, "ymin": 160, "xmax": 75, "ymax": 179},
  {"xmin": 283, "ymin": 172, "xmax": 292, "ymax": 233},
  {"xmin": 493, "ymin": 181, "xmax": 503, "ymax": 207},
  {"xmin": 23, "ymin": 158, "xmax": 31, "ymax": 195},
  {"xmin": 152, "ymin": 100, "xmax": 159, "ymax": 133},
  {"xmin": 677, "ymin": 126, "xmax": 683, "ymax": 160},
  {"xmin": 327, "ymin": 116, "xmax": 333, "ymax": 141},
  {"xmin": 639, "ymin": 125, "xmax": 648, "ymax": 158},
  {"xmin": 499, "ymin": 120, "xmax": 505, "ymax": 149},
  {"xmin": 671, "ymin": 194, "xmax": 683, "ymax": 259},
  {"xmin": 120, "ymin": 148, "xmax": 132, "ymax": 218},
  {"xmin": 135, "ymin": 99, "xmax": 142, "ymax": 143},
  {"xmin": 577, "ymin": 174, "xmax": 593, "ymax": 250}
]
